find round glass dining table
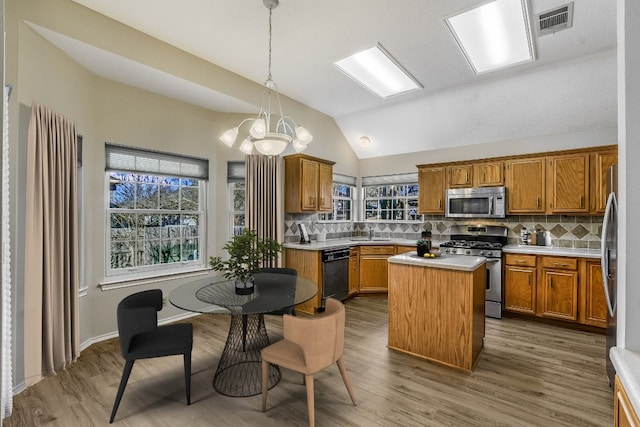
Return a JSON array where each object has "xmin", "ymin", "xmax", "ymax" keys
[{"xmin": 169, "ymin": 273, "xmax": 317, "ymax": 397}]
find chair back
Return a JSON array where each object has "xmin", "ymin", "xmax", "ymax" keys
[
  {"xmin": 283, "ymin": 298, "xmax": 345, "ymax": 372},
  {"xmin": 117, "ymin": 289, "xmax": 162, "ymax": 358}
]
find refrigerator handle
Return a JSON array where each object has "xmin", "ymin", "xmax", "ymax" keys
[{"xmin": 601, "ymin": 192, "xmax": 616, "ymax": 317}]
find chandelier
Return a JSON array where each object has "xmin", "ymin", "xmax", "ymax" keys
[{"xmin": 219, "ymin": 0, "xmax": 313, "ymax": 156}]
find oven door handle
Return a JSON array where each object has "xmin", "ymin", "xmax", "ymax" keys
[{"xmin": 485, "ymin": 259, "xmax": 500, "ymax": 263}]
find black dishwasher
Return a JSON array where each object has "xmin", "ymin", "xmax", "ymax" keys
[{"xmin": 321, "ymin": 247, "xmax": 350, "ymax": 305}]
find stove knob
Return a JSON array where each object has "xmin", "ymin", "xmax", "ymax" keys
[
  {"xmin": 479, "ymin": 251, "xmax": 486, "ymax": 256},
  {"xmin": 486, "ymin": 251, "xmax": 493, "ymax": 257},
  {"xmin": 444, "ymin": 248, "xmax": 450, "ymax": 254},
  {"xmin": 465, "ymin": 249, "xmax": 471, "ymax": 255},
  {"xmin": 451, "ymin": 248, "xmax": 457, "ymax": 254}
]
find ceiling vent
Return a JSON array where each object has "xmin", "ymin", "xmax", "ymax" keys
[{"xmin": 535, "ymin": 2, "xmax": 574, "ymax": 36}]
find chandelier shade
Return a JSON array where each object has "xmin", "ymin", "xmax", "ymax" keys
[{"xmin": 219, "ymin": 0, "xmax": 312, "ymax": 156}]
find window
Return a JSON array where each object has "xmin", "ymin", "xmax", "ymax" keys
[
  {"xmin": 227, "ymin": 161, "xmax": 246, "ymax": 237},
  {"xmin": 106, "ymin": 144, "xmax": 208, "ymax": 278},
  {"xmin": 229, "ymin": 181, "xmax": 245, "ymax": 236},
  {"xmin": 362, "ymin": 173, "xmax": 422, "ymax": 221},
  {"xmin": 319, "ymin": 183, "xmax": 355, "ymax": 221}
]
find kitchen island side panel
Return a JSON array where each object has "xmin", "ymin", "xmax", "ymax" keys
[{"xmin": 388, "ymin": 262, "xmax": 485, "ymax": 372}]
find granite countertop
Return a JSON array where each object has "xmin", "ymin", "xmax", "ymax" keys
[
  {"xmin": 283, "ymin": 238, "xmax": 443, "ymax": 251},
  {"xmin": 611, "ymin": 347, "xmax": 640, "ymax": 414},
  {"xmin": 502, "ymin": 244, "xmax": 600, "ymax": 259},
  {"xmin": 388, "ymin": 252, "xmax": 486, "ymax": 272}
]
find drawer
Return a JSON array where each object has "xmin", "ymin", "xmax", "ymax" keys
[
  {"xmin": 504, "ymin": 253, "xmax": 537, "ymax": 267},
  {"xmin": 541, "ymin": 256, "xmax": 577, "ymax": 270},
  {"xmin": 360, "ymin": 245, "xmax": 395, "ymax": 256}
]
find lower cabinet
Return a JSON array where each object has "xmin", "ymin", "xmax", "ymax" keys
[
  {"xmin": 615, "ymin": 375, "xmax": 640, "ymax": 427},
  {"xmin": 358, "ymin": 245, "xmax": 395, "ymax": 293},
  {"xmin": 284, "ymin": 248, "xmax": 322, "ymax": 315},
  {"xmin": 349, "ymin": 247, "xmax": 359, "ymax": 296},
  {"xmin": 504, "ymin": 253, "xmax": 605, "ymax": 328}
]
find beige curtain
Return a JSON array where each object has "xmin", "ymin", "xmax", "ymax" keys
[
  {"xmin": 245, "ymin": 154, "xmax": 282, "ymax": 267},
  {"xmin": 24, "ymin": 103, "xmax": 79, "ymax": 386}
]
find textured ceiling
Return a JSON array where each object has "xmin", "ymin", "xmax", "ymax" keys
[{"xmin": 60, "ymin": 0, "xmax": 616, "ymax": 158}]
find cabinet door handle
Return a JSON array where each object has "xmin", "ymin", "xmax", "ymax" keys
[
  {"xmin": 553, "ymin": 262, "xmax": 567, "ymax": 267},
  {"xmin": 536, "ymin": 196, "xmax": 541, "ymax": 208},
  {"xmin": 516, "ymin": 260, "xmax": 526, "ymax": 263},
  {"xmin": 549, "ymin": 277, "xmax": 553, "ymax": 287},
  {"xmin": 579, "ymin": 195, "xmax": 584, "ymax": 208},
  {"xmin": 527, "ymin": 275, "xmax": 531, "ymax": 286},
  {"xmin": 438, "ymin": 199, "xmax": 442, "ymax": 208}
]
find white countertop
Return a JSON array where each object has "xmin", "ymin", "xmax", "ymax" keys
[
  {"xmin": 611, "ymin": 347, "xmax": 640, "ymax": 414},
  {"xmin": 502, "ymin": 244, "xmax": 600, "ymax": 259},
  {"xmin": 388, "ymin": 252, "xmax": 486, "ymax": 272},
  {"xmin": 283, "ymin": 238, "xmax": 442, "ymax": 251}
]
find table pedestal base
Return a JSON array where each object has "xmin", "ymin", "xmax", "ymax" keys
[{"xmin": 213, "ymin": 313, "xmax": 280, "ymax": 397}]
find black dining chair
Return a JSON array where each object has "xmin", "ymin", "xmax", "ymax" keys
[
  {"xmin": 257, "ymin": 267, "xmax": 298, "ymax": 316},
  {"xmin": 110, "ymin": 289, "xmax": 193, "ymax": 424}
]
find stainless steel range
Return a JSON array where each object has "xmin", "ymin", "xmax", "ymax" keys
[{"xmin": 439, "ymin": 224, "xmax": 508, "ymax": 319}]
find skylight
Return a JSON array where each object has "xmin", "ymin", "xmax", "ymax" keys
[
  {"xmin": 444, "ymin": 0, "xmax": 535, "ymax": 75},
  {"xmin": 334, "ymin": 44, "xmax": 422, "ymax": 98}
]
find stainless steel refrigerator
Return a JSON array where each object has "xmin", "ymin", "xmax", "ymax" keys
[{"xmin": 601, "ymin": 163, "xmax": 618, "ymax": 386}]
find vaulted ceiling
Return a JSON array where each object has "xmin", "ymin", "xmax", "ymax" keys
[{"xmin": 54, "ymin": 0, "xmax": 616, "ymax": 158}]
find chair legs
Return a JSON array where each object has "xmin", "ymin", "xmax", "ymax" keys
[
  {"xmin": 261, "ymin": 359, "xmax": 269, "ymax": 411},
  {"xmin": 304, "ymin": 374, "xmax": 315, "ymax": 427},
  {"xmin": 336, "ymin": 358, "xmax": 357, "ymax": 406},
  {"xmin": 184, "ymin": 352, "xmax": 192, "ymax": 405},
  {"xmin": 110, "ymin": 359, "xmax": 135, "ymax": 423}
]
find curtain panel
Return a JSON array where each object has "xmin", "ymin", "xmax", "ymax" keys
[
  {"xmin": 24, "ymin": 103, "xmax": 80, "ymax": 386},
  {"xmin": 245, "ymin": 155, "xmax": 282, "ymax": 267}
]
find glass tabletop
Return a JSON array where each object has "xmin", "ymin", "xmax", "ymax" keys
[{"xmin": 169, "ymin": 273, "xmax": 318, "ymax": 315}]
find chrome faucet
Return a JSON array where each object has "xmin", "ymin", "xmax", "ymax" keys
[{"xmin": 368, "ymin": 226, "xmax": 374, "ymax": 240}]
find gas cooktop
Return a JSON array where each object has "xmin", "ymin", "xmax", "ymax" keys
[{"xmin": 439, "ymin": 240, "xmax": 504, "ymax": 250}]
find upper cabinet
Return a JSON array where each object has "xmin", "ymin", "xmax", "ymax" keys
[
  {"xmin": 590, "ymin": 149, "xmax": 618, "ymax": 213},
  {"xmin": 507, "ymin": 157, "xmax": 546, "ymax": 214},
  {"xmin": 284, "ymin": 154, "xmax": 335, "ymax": 213},
  {"xmin": 447, "ymin": 164, "xmax": 473, "ymax": 188},
  {"xmin": 474, "ymin": 161, "xmax": 504, "ymax": 187},
  {"xmin": 418, "ymin": 166, "xmax": 445, "ymax": 214},
  {"xmin": 547, "ymin": 153, "xmax": 589, "ymax": 214}
]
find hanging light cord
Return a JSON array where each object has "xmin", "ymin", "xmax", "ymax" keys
[{"xmin": 267, "ymin": 6, "xmax": 273, "ymax": 82}]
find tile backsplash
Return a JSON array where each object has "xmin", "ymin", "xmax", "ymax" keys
[{"xmin": 284, "ymin": 213, "xmax": 603, "ymax": 249}]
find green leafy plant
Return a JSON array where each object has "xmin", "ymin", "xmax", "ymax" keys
[
  {"xmin": 209, "ymin": 229, "xmax": 283, "ymax": 283},
  {"xmin": 416, "ymin": 238, "xmax": 429, "ymax": 247}
]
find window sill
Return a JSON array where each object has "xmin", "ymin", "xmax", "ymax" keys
[{"xmin": 99, "ymin": 268, "xmax": 211, "ymax": 291}]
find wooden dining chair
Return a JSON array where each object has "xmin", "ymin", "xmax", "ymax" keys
[
  {"xmin": 110, "ymin": 289, "xmax": 193, "ymax": 423},
  {"xmin": 260, "ymin": 298, "xmax": 357, "ymax": 427}
]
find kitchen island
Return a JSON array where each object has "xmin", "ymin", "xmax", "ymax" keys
[{"xmin": 387, "ymin": 252, "xmax": 486, "ymax": 372}]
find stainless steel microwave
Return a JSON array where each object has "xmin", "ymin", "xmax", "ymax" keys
[{"xmin": 445, "ymin": 187, "xmax": 506, "ymax": 218}]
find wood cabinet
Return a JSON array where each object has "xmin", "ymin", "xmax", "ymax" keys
[
  {"xmin": 615, "ymin": 375, "xmax": 640, "ymax": 427},
  {"xmin": 506, "ymin": 157, "xmax": 546, "ymax": 214},
  {"xmin": 418, "ymin": 166, "xmax": 445, "ymax": 214},
  {"xmin": 474, "ymin": 161, "xmax": 504, "ymax": 187},
  {"xmin": 539, "ymin": 256, "xmax": 578, "ymax": 321},
  {"xmin": 504, "ymin": 253, "xmax": 606, "ymax": 328},
  {"xmin": 358, "ymin": 245, "xmax": 395, "ymax": 293},
  {"xmin": 580, "ymin": 259, "xmax": 607, "ymax": 328},
  {"xmin": 504, "ymin": 254, "xmax": 537, "ymax": 314},
  {"xmin": 547, "ymin": 153, "xmax": 589, "ymax": 213},
  {"xmin": 284, "ymin": 154, "xmax": 335, "ymax": 213},
  {"xmin": 348, "ymin": 247, "xmax": 359, "ymax": 296},
  {"xmin": 447, "ymin": 164, "xmax": 473, "ymax": 188},
  {"xmin": 396, "ymin": 245, "xmax": 416, "ymax": 255},
  {"xmin": 591, "ymin": 149, "xmax": 618, "ymax": 213},
  {"xmin": 283, "ymin": 248, "xmax": 322, "ymax": 315}
]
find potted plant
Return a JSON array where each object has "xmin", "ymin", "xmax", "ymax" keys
[
  {"xmin": 209, "ymin": 229, "xmax": 283, "ymax": 295},
  {"xmin": 416, "ymin": 238, "xmax": 429, "ymax": 257}
]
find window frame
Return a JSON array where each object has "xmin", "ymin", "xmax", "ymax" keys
[
  {"xmin": 362, "ymin": 182, "xmax": 423, "ymax": 222},
  {"xmin": 318, "ymin": 182, "xmax": 355, "ymax": 222},
  {"xmin": 228, "ymin": 180, "xmax": 246, "ymax": 239}
]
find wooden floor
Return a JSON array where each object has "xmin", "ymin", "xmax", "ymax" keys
[{"xmin": 3, "ymin": 296, "xmax": 613, "ymax": 427}]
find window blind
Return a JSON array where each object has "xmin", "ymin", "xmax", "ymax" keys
[
  {"xmin": 227, "ymin": 161, "xmax": 245, "ymax": 183},
  {"xmin": 333, "ymin": 173, "xmax": 357, "ymax": 186},
  {"xmin": 361, "ymin": 172, "xmax": 418, "ymax": 186},
  {"xmin": 105, "ymin": 143, "xmax": 209, "ymax": 180}
]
